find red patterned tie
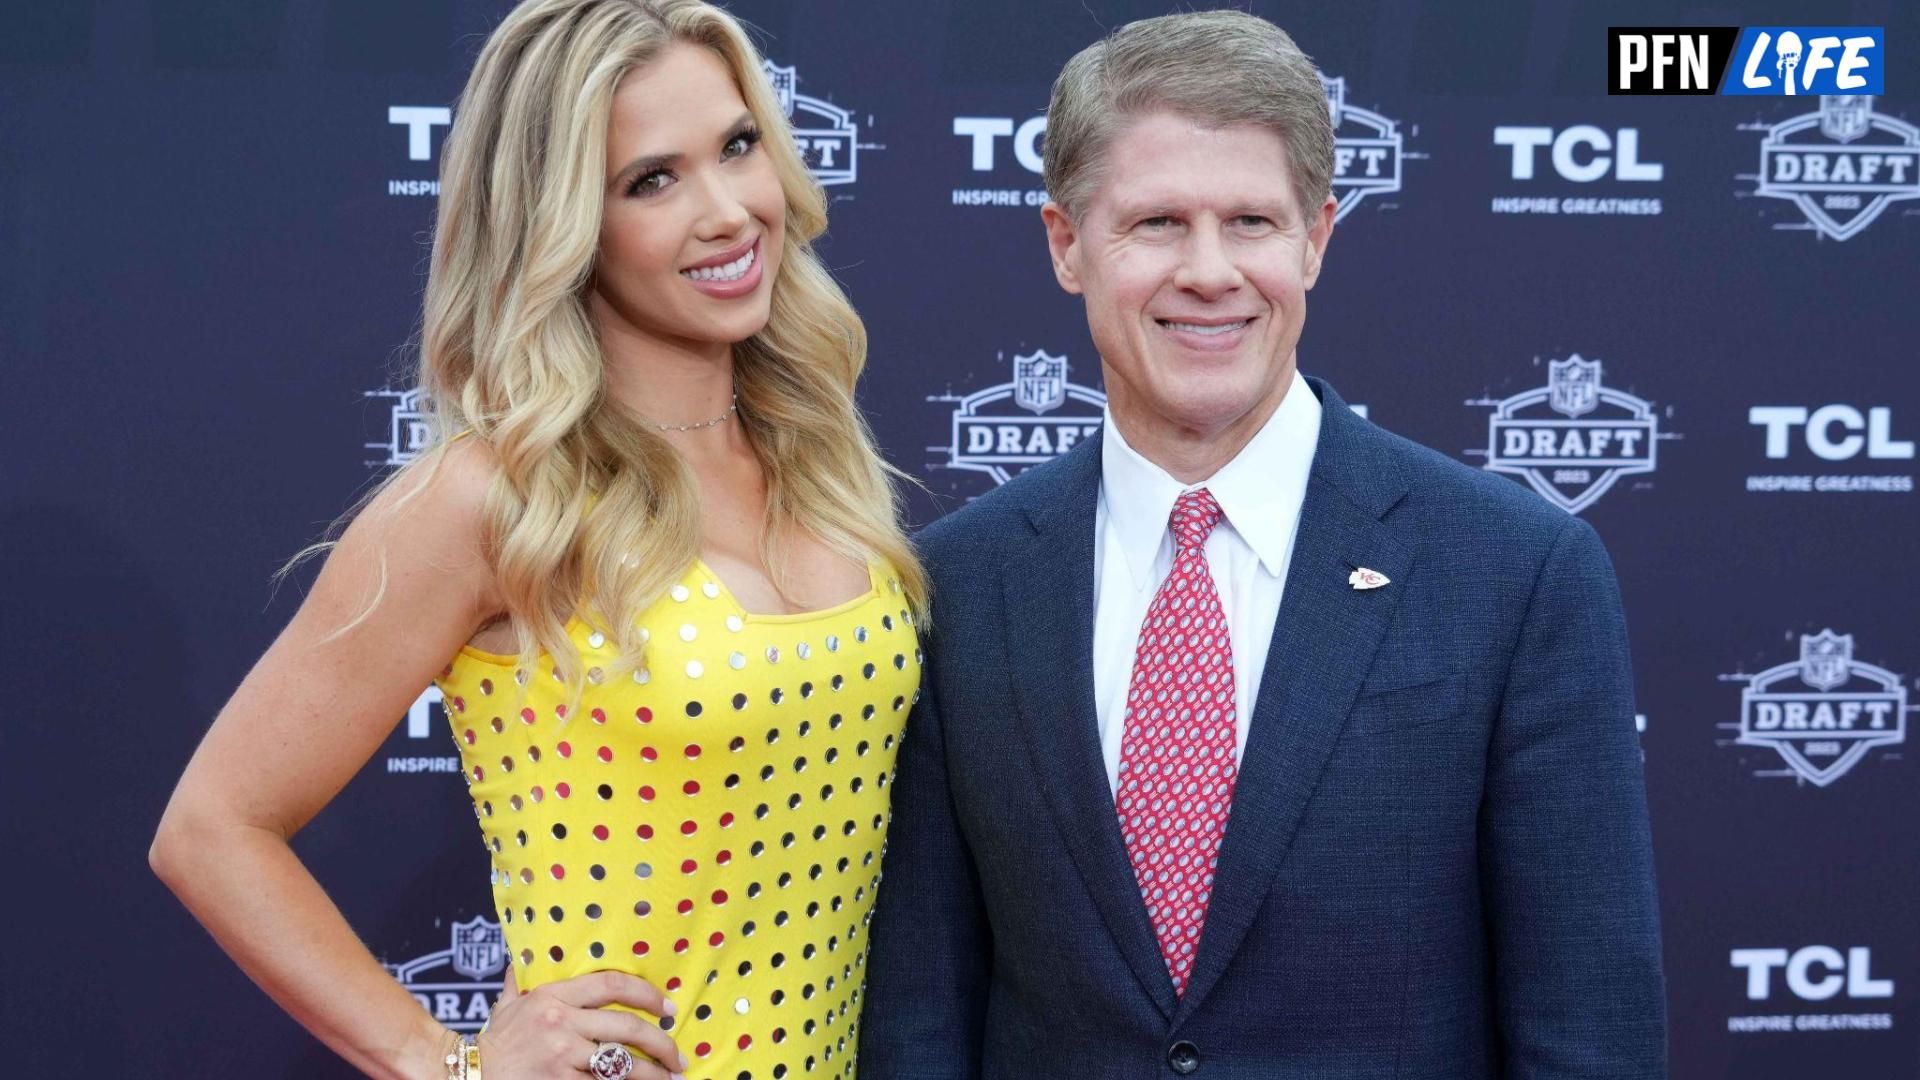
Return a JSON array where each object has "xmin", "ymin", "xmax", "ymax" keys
[{"xmin": 1114, "ymin": 487, "xmax": 1239, "ymax": 997}]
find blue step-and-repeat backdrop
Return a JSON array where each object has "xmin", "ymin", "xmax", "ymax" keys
[{"xmin": 3, "ymin": 1, "xmax": 1916, "ymax": 1076}]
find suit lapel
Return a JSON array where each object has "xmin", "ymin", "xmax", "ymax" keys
[
  {"xmin": 1003, "ymin": 432, "xmax": 1181, "ymax": 1019},
  {"xmin": 1173, "ymin": 382, "xmax": 1413, "ymax": 1023}
]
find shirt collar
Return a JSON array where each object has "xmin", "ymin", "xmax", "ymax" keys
[{"xmin": 1100, "ymin": 368, "xmax": 1323, "ymax": 589}]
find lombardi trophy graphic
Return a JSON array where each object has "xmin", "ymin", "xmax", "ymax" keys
[{"xmin": 1776, "ymin": 31, "xmax": 1802, "ymax": 96}]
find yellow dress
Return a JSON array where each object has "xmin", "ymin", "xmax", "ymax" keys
[{"xmin": 436, "ymin": 559, "xmax": 921, "ymax": 1080}]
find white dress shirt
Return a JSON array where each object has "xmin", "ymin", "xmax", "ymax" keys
[{"xmin": 1092, "ymin": 369, "xmax": 1322, "ymax": 794}]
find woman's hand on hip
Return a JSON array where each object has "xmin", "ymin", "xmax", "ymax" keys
[{"xmin": 477, "ymin": 970, "xmax": 685, "ymax": 1079}]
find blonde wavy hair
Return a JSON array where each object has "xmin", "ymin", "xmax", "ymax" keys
[{"xmin": 332, "ymin": 0, "xmax": 926, "ymax": 689}]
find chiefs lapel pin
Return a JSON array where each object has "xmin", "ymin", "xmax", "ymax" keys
[{"xmin": 1348, "ymin": 567, "xmax": 1390, "ymax": 590}]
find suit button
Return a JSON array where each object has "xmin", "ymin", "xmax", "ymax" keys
[{"xmin": 1167, "ymin": 1040, "xmax": 1201, "ymax": 1075}]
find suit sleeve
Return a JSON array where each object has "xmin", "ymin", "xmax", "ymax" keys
[
  {"xmin": 1481, "ymin": 516, "xmax": 1668, "ymax": 1079},
  {"xmin": 859, "ymin": 614, "xmax": 992, "ymax": 1079}
]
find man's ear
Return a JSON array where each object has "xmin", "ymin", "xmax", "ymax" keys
[
  {"xmin": 1302, "ymin": 194, "xmax": 1336, "ymax": 290},
  {"xmin": 1041, "ymin": 201, "xmax": 1084, "ymax": 296}
]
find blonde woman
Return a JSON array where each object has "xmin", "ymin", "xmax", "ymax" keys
[{"xmin": 150, "ymin": 2, "xmax": 926, "ymax": 1078}]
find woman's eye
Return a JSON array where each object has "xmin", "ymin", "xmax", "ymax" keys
[
  {"xmin": 723, "ymin": 128, "xmax": 763, "ymax": 160},
  {"xmin": 628, "ymin": 170, "xmax": 671, "ymax": 197}
]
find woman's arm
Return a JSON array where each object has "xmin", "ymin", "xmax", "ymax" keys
[{"xmin": 151, "ymin": 442, "xmax": 502, "ymax": 1079}]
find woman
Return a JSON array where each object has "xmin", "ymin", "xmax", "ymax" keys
[{"xmin": 150, "ymin": 2, "xmax": 926, "ymax": 1078}]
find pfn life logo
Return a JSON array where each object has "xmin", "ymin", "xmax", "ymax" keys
[
  {"xmin": 1723, "ymin": 28, "xmax": 1884, "ymax": 96},
  {"xmin": 1609, "ymin": 27, "xmax": 1884, "ymax": 96}
]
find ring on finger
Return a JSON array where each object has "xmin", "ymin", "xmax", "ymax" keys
[{"xmin": 587, "ymin": 1041, "xmax": 636, "ymax": 1080}]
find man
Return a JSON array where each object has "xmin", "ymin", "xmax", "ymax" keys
[{"xmin": 862, "ymin": 10, "xmax": 1665, "ymax": 1080}]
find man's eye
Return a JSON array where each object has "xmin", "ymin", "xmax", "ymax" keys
[
  {"xmin": 1235, "ymin": 215, "xmax": 1273, "ymax": 228},
  {"xmin": 1140, "ymin": 216, "xmax": 1174, "ymax": 229}
]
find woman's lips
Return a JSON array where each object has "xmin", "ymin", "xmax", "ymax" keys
[{"xmin": 680, "ymin": 238, "xmax": 763, "ymax": 298}]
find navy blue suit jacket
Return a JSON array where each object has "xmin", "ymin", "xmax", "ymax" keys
[{"xmin": 862, "ymin": 377, "xmax": 1665, "ymax": 1078}]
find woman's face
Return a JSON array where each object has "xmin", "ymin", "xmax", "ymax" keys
[{"xmin": 589, "ymin": 42, "xmax": 786, "ymax": 353}]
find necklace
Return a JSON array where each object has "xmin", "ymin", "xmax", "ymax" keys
[{"xmin": 650, "ymin": 393, "xmax": 738, "ymax": 432}]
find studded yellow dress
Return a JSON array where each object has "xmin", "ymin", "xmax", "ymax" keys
[{"xmin": 435, "ymin": 559, "xmax": 920, "ymax": 1080}]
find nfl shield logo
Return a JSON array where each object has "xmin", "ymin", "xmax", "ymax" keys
[
  {"xmin": 1012, "ymin": 351, "xmax": 1068, "ymax": 414},
  {"xmin": 762, "ymin": 61, "xmax": 796, "ymax": 118},
  {"xmin": 1799, "ymin": 630, "xmax": 1854, "ymax": 692},
  {"xmin": 451, "ymin": 916, "xmax": 505, "ymax": 979},
  {"xmin": 1321, "ymin": 75, "xmax": 1346, "ymax": 128},
  {"xmin": 1819, "ymin": 95, "xmax": 1872, "ymax": 143},
  {"xmin": 1547, "ymin": 355, "xmax": 1601, "ymax": 418}
]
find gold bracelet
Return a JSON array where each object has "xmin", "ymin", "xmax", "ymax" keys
[
  {"xmin": 443, "ymin": 1033, "xmax": 474, "ymax": 1080},
  {"xmin": 464, "ymin": 1033, "xmax": 483, "ymax": 1080}
]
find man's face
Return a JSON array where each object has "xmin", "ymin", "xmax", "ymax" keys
[{"xmin": 1044, "ymin": 111, "xmax": 1335, "ymax": 446}]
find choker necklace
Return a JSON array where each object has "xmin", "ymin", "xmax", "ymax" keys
[{"xmin": 650, "ymin": 393, "xmax": 738, "ymax": 432}]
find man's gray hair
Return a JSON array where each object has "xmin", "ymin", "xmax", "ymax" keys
[{"xmin": 1042, "ymin": 10, "xmax": 1335, "ymax": 223}]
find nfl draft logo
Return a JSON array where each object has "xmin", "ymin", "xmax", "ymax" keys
[
  {"xmin": 1729, "ymin": 630, "xmax": 1908, "ymax": 786},
  {"xmin": 1323, "ymin": 76, "xmax": 1411, "ymax": 224},
  {"xmin": 384, "ymin": 915, "xmax": 505, "ymax": 1031},
  {"xmin": 1746, "ymin": 95, "xmax": 1920, "ymax": 240},
  {"xmin": 928, "ymin": 349, "xmax": 1104, "ymax": 488},
  {"xmin": 763, "ymin": 60, "xmax": 870, "ymax": 187},
  {"xmin": 1473, "ymin": 355, "xmax": 1663, "ymax": 514},
  {"xmin": 365, "ymin": 386, "xmax": 432, "ymax": 468}
]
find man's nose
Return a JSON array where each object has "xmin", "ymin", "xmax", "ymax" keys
[{"xmin": 1173, "ymin": 226, "xmax": 1242, "ymax": 299}]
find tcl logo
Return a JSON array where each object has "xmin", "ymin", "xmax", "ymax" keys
[
  {"xmin": 953, "ymin": 116, "xmax": 1046, "ymax": 173},
  {"xmin": 1731, "ymin": 946, "xmax": 1894, "ymax": 1001},
  {"xmin": 1494, "ymin": 126, "xmax": 1663, "ymax": 182},
  {"xmin": 1750, "ymin": 405, "xmax": 1914, "ymax": 460},
  {"xmin": 390, "ymin": 106, "xmax": 452, "ymax": 161}
]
